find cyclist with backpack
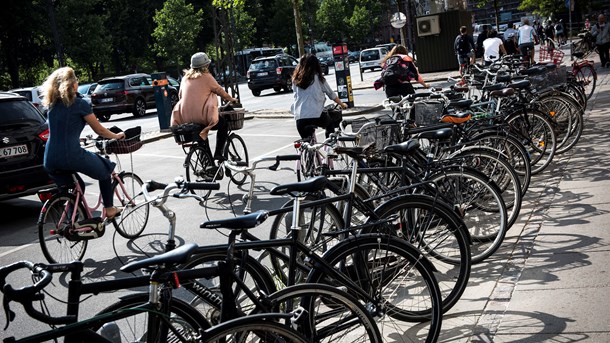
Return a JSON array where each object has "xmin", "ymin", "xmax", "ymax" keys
[
  {"xmin": 374, "ymin": 45, "xmax": 428, "ymax": 98},
  {"xmin": 454, "ymin": 26, "xmax": 476, "ymax": 76}
]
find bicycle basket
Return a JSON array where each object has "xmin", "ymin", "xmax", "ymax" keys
[
  {"xmin": 99, "ymin": 126, "xmax": 142, "ymax": 154},
  {"xmin": 322, "ymin": 104, "xmax": 343, "ymax": 125},
  {"xmin": 170, "ymin": 123, "xmax": 203, "ymax": 144},
  {"xmin": 222, "ymin": 109, "xmax": 245, "ymax": 131},
  {"xmin": 412, "ymin": 101, "xmax": 444, "ymax": 126}
]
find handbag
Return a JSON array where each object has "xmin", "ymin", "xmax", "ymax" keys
[{"xmin": 322, "ymin": 104, "xmax": 343, "ymax": 125}]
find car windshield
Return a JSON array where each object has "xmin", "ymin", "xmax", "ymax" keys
[
  {"xmin": 0, "ymin": 100, "xmax": 44, "ymax": 125},
  {"xmin": 95, "ymin": 81, "xmax": 124, "ymax": 91},
  {"xmin": 249, "ymin": 59, "xmax": 278, "ymax": 71},
  {"xmin": 361, "ymin": 50, "xmax": 380, "ymax": 61},
  {"xmin": 12, "ymin": 91, "xmax": 33, "ymax": 101},
  {"xmin": 77, "ymin": 85, "xmax": 91, "ymax": 94}
]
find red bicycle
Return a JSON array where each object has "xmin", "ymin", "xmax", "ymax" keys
[{"xmin": 571, "ymin": 52, "xmax": 597, "ymax": 100}]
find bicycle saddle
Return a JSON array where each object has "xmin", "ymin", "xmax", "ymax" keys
[
  {"xmin": 572, "ymin": 52, "xmax": 585, "ymax": 59},
  {"xmin": 270, "ymin": 175, "xmax": 328, "ymax": 196},
  {"xmin": 120, "ymin": 243, "xmax": 199, "ymax": 273},
  {"xmin": 200, "ymin": 210, "xmax": 269, "ymax": 230},
  {"xmin": 508, "ymin": 80, "xmax": 531, "ymax": 90},
  {"xmin": 383, "ymin": 140, "xmax": 420, "ymax": 156},
  {"xmin": 417, "ymin": 127, "xmax": 454, "ymax": 140},
  {"xmin": 482, "ymin": 83, "xmax": 504, "ymax": 92},
  {"xmin": 333, "ymin": 146, "xmax": 366, "ymax": 159},
  {"xmin": 489, "ymin": 88, "xmax": 515, "ymax": 97},
  {"xmin": 441, "ymin": 111, "xmax": 472, "ymax": 124}
]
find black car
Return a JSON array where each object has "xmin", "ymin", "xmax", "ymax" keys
[
  {"xmin": 247, "ymin": 54, "xmax": 298, "ymax": 96},
  {"xmin": 317, "ymin": 56, "xmax": 331, "ymax": 75},
  {"xmin": 90, "ymin": 73, "xmax": 178, "ymax": 121},
  {"xmin": 0, "ymin": 92, "xmax": 54, "ymax": 200}
]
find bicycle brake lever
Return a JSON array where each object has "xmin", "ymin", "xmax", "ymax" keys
[{"xmin": 3, "ymin": 296, "xmax": 15, "ymax": 330}]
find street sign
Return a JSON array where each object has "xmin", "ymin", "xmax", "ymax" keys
[{"xmin": 391, "ymin": 12, "xmax": 407, "ymax": 29}]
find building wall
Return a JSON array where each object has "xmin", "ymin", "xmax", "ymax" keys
[{"xmin": 466, "ymin": 0, "xmax": 527, "ymax": 26}]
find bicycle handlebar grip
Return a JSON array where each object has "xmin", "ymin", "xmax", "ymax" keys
[
  {"xmin": 1, "ymin": 262, "xmax": 52, "ymax": 302},
  {"xmin": 337, "ymin": 136, "xmax": 357, "ymax": 142},
  {"xmin": 184, "ymin": 182, "xmax": 220, "ymax": 191},
  {"xmin": 275, "ymin": 155, "xmax": 300, "ymax": 161},
  {"xmin": 146, "ymin": 180, "xmax": 168, "ymax": 192}
]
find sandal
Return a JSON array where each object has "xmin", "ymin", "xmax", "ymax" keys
[{"xmin": 105, "ymin": 206, "xmax": 124, "ymax": 219}]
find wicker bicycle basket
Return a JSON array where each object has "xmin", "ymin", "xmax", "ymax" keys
[
  {"xmin": 412, "ymin": 101, "xmax": 445, "ymax": 126},
  {"xmin": 221, "ymin": 109, "xmax": 246, "ymax": 131},
  {"xmin": 99, "ymin": 126, "xmax": 143, "ymax": 154}
]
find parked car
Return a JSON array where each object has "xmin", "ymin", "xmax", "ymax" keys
[
  {"xmin": 167, "ymin": 76, "xmax": 181, "ymax": 93},
  {"xmin": 90, "ymin": 73, "xmax": 178, "ymax": 121},
  {"xmin": 317, "ymin": 56, "xmax": 330, "ymax": 75},
  {"xmin": 359, "ymin": 47, "xmax": 388, "ymax": 73},
  {"xmin": 246, "ymin": 54, "xmax": 298, "ymax": 96},
  {"xmin": 77, "ymin": 82, "xmax": 97, "ymax": 105},
  {"xmin": 375, "ymin": 43, "xmax": 397, "ymax": 51},
  {"xmin": 348, "ymin": 51, "xmax": 360, "ymax": 63},
  {"xmin": 0, "ymin": 92, "xmax": 54, "ymax": 200},
  {"xmin": 8, "ymin": 86, "xmax": 47, "ymax": 116}
]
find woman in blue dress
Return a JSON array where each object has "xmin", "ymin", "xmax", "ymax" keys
[{"xmin": 41, "ymin": 67, "xmax": 125, "ymax": 219}]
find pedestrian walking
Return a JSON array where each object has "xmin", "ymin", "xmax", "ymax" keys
[
  {"xmin": 290, "ymin": 54, "xmax": 347, "ymax": 139},
  {"xmin": 483, "ymin": 30, "xmax": 506, "ymax": 65},
  {"xmin": 592, "ymin": 14, "xmax": 610, "ymax": 68},
  {"xmin": 555, "ymin": 19, "xmax": 566, "ymax": 45},
  {"xmin": 454, "ymin": 26, "xmax": 475, "ymax": 76},
  {"xmin": 544, "ymin": 21, "xmax": 556, "ymax": 45}
]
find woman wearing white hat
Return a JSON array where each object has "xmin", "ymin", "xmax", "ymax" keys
[{"xmin": 171, "ymin": 52, "xmax": 238, "ymax": 161}]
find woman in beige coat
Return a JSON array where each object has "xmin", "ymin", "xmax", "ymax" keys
[{"xmin": 171, "ymin": 52, "xmax": 238, "ymax": 161}]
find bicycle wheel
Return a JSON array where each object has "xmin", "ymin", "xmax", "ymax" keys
[
  {"xmin": 575, "ymin": 64, "xmax": 597, "ymax": 100},
  {"xmin": 253, "ymin": 283, "xmax": 382, "ymax": 342},
  {"xmin": 38, "ymin": 194, "xmax": 88, "ymax": 264},
  {"xmin": 506, "ymin": 109, "xmax": 556, "ymax": 175},
  {"xmin": 224, "ymin": 133, "xmax": 249, "ymax": 185},
  {"xmin": 178, "ymin": 252, "xmax": 277, "ymax": 324},
  {"xmin": 372, "ymin": 194, "xmax": 471, "ymax": 315},
  {"xmin": 427, "ymin": 167, "xmax": 508, "ymax": 264},
  {"xmin": 539, "ymin": 95, "xmax": 574, "ymax": 151},
  {"xmin": 113, "ymin": 172, "xmax": 149, "ymax": 239},
  {"xmin": 296, "ymin": 146, "xmax": 318, "ymax": 181},
  {"xmin": 185, "ymin": 145, "xmax": 214, "ymax": 198},
  {"xmin": 94, "ymin": 293, "xmax": 211, "ymax": 342},
  {"xmin": 203, "ymin": 315, "xmax": 307, "ymax": 342},
  {"xmin": 306, "ymin": 234, "xmax": 443, "ymax": 342},
  {"xmin": 268, "ymin": 196, "xmax": 345, "ymax": 285}
]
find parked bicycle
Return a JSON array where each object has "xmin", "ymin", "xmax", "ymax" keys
[{"xmin": 37, "ymin": 130, "xmax": 149, "ymax": 263}]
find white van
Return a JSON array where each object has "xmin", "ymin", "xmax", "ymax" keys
[{"xmin": 359, "ymin": 47, "xmax": 388, "ymax": 73}]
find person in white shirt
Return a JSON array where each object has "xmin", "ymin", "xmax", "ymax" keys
[
  {"xmin": 483, "ymin": 30, "xmax": 506, "ymax": 65},
  {"xmin": 518, "ymin": 18, "xmax": 538, "ymax": 65}
]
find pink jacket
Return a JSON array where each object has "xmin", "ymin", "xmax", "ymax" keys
[{"xmin": 170, "ymin": 73, "xmax": 231, "ymax": 139}]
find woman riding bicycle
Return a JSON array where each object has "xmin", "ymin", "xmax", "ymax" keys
[
  {"xmin": 290, "ymin": 54, "xmax": 347, "ymax": 139},
  {"xmin": 42, "ymin": 66, "xmax": 125, "ymax": 220},
  {"xmin": 171, "ymin": 52, "xmax": 238, "ymax": 162}
]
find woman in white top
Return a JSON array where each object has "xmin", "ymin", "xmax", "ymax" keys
[
  {"xmin": 483, "ymin": 30, "xmax": 506, "ymax": 65},
  {"xmin": 291, "ymin": 54, "xmax": 347, "ymax": 139}
]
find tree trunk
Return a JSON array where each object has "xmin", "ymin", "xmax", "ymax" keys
[{"xmin": 292, "ymin": 0, "xmax": 305, "ymax": 57}]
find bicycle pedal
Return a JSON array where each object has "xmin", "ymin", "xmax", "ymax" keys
[{"xmin": 75, "ymin": 217, "xmax": 106, "ymax": 240}]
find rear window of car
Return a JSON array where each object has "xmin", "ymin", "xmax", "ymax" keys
[
  {"xmin": 0, "ymin": 99, "xmax": 45, "ymax": 125},
  {"xmin": 360, "ymin": 50, "xmax": 381, "ymax": 61},
  {"xmin": 95, "ymin": 81, "xmax": 124, "ymax": 91},
  {"xmin": 12, "ymin": 91, "xmax": 32, "ymax": 101},
  {"xmin": 249, "ymin": 59, "xmax": 278, "ymax": 71}
]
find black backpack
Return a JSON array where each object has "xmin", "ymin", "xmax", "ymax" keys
[
  {"xmin": 381, "ymin": 56, "xmax": 418, "ymax": 86},
  {"xmin": 455, "ymin": 34, "xmax": 470, "ymax": 55}
]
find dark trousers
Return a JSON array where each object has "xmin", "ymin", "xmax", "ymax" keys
[
  {"xmin": 384, "ymin": 82, "xmax": 415, "ymax": 98},
  {"xmin": 47, "ymin": 170, "xmax": 113, "ymax": 208},
  {"xmin": 296, "ymin": 112, "xmax": 338, "ymax": 139},
  {"xmin": 599, "ymin": 42, "xmax": 610, "ymax": 67},
  {"xmin": 198, "ymin": 116, "xmax": 228, "ymax": 160}
]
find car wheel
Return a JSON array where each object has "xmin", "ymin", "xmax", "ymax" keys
[
  {"xmin": 132, "ymin": 98, "xmax": 146, "ymax": 117},
  {"xmin": 273, "ymin": 86, "xmax": 282, "ymax": 93},
  {"xmin": 252, "ymin": 90, "xmax": 261, "ymax": 97},
  {"xmin": 170, "ymin": 93, "xmax": 179, "ymax": 108},
  {"xmin": 284, "ymin": 80, "xmax": 293, "ymax": 92},
  {"xmin": 97, "ymin": 113, "xmax": 111, "ymax": 122}
]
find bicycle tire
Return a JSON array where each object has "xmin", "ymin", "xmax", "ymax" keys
[
  {"xmin": 449, "ymin": 148, "xmax": 522, "ymax": 230},
  {"xmin": 38, "ymin": 194, "xmax": 88, "ymax": 264},
  {"xmin": 224, "ymin": 133, "xmax": 249, "ymax": 185},
  {"xmin": 306, "ymin": 233, "xmax": 443, "ymax": 342},
  {"xmin": 371, "ymin": 194, "xmax": 471, "ymax": 315},
  {"xmin": 506, "ymin": 108, "xmax": 557, "ymax": 175},
  {"xmin": 427, "ymin": 167, "xmax": 508, "ymax": 264},
  {"xmin": 296, "ymin": 146, "xmax": 318, "ymax": 182},
  {"xmin": 268, "ymin": 195, "xmax": 345, "ymax": 285},
  {"xmin": 203, "ymin": 315, "xmax": 307, "ymax": 342},
  {"xmin": 113, "ymin": 172, "xmax": 149, "ymax": 239},
  {"xmin": 549, "ymin": 93, "xmax": 584, "ymax": 154},
  {"xmin": 185, "ymin": 144, "xmax": 214, "ymax": 198},
  {"xmin": 94, "ymin": 293, "xmax": 211, "ymax": 342},
  {"xmin": 179, "ymin": 252, "xmax": 277, "ymax": 323},
  {"xmin": 539, "ymin": 95, "xmax": 574, "ymax": 150},
  {"xmin": 252, "ymin": 283, "xmax": 383, "ymax": 342},
  {"xmin": 575, "ymin": 63, "xmax": 597, "ymax": 100}
]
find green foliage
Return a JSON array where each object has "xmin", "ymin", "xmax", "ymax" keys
[
  {"xmin": 519, "ymin": 0, "xmax": 565, "ymax": 17},
  {"xmin": 231, "ymin": 2, "xmax": 257, "ymax": 50},
  {"xmin": 152, "ymin": 0, "xmax": 203, "ymax": 72},
  {"xmin": 269, "ymin": 0, "xmax": 296, "ymax": 49},
  {"xmin": 316, "ymin": 0, "xmax": 347, "ymax": 42},
  {"xmin": 346, "ymin": 5, "xmax": 376, "ymax": 47}
]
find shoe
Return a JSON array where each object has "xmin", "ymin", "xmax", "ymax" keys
[
  {"xmin": 606, "ymin": 62, "xmax": 610, "ymax": 68},
  {"xmin": 105, "ymin": 206, "xmax": 123, "ymax": 220}
]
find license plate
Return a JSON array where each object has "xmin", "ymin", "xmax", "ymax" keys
[
  {"xmin": 257, "ymin": 72, "xmax": 268, "ymax": 76},
  {"xmin": 1, "ymin": 144, "xmax": 28, "ymax": 158},
  {"xmin": 100, "ymin": 98, "xmax": 113, "ymax": 103}
]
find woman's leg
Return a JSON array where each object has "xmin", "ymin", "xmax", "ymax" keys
[
  {"xmin": 211, "ymin": 116, "xmax": 228, "ymax": 160},
  {"xmin": 75, "ymin": 151, "xmax": 116, "ymax": 209},
  {"xmin": 296, "ymin": 117, "xmax": 327, "ymax": 139}
]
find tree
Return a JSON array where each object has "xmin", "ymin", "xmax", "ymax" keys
[
  {"xmin": 346, "ymin": 4, "xmax": 376, "ymax": 48},
  {"xmin": 475, "ymin": 0, "xmax": 500, "ymax": 29},
  {"xmin": 518, "ymin": 0, "xmax": 569, "ymax": 18},
  {"xmin": 316, "ymin": 0, "xmax": 348, "ymax": 42},
  {"xmin": 152, "ymin": 0, "xmax": 203, "ymax": 74},
  {"xmin": 269, "ymin": 0, "xmax": 296, "ymax": 51}
]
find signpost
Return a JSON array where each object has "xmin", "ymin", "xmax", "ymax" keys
[{"xmin": 332, "ymin": 43, "xmax": 354, "ymax": 108}]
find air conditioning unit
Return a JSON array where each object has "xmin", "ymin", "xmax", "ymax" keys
[{"xmin": 416, "ymin": 16, "xmax": 440, "ymax": 36}]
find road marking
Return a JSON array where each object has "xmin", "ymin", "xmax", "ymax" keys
[
  {"xmin": 238, "ymin": 134, "xmax": 297, "ymax": 138},
  {"xmin": 0, "ymin": 243, "xmax": 35, "ymax": 258},
  {"xmin": 135, "ymin": 154, "xmax": 184, "ymax": 159}
]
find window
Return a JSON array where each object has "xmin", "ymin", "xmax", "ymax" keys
[
  {"xmin": 96, "ymin": 81, "xmax": 124, "ymax": 91},
  {"xmin": 0, "ymin": 99, "xmax": 45, "ymax": 125}
]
